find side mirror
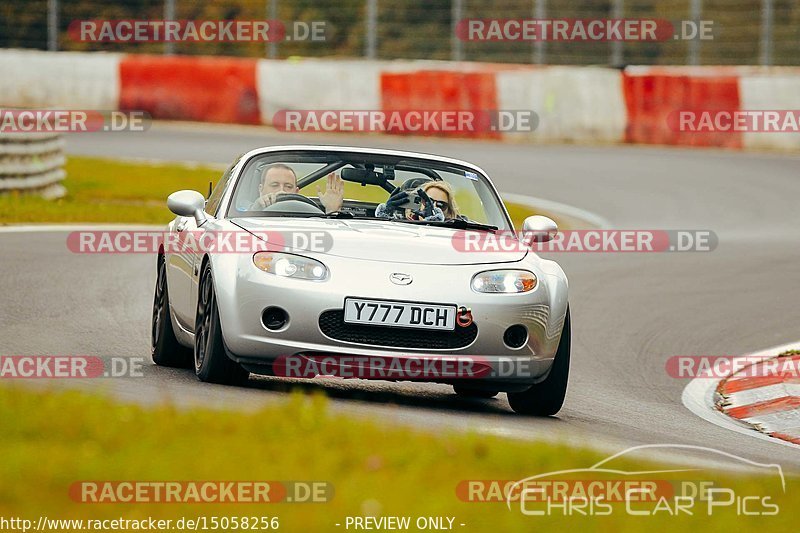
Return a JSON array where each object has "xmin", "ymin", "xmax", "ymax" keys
[
  {"xmin": 167, "ymin": 190, "xmax": 208, "ymax": 227},
  {"xmin": 522, "ymin": 215, "xmax": 558, "ymax": 243}
]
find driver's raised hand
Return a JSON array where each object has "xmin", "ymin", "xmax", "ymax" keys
[{"xmin": 317, "ymin": 172, "xmax": 344, "ymax": 214}]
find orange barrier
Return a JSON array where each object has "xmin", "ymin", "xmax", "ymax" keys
[
  {"xmin": 380, "ymin": 71, "xmax": 500, "ymax": 139},
  {"xmin": 623, "ymin": 71, "xmax": 741, "ymax": 148},
  {"xmin": 119, "ymin": 55, "xmax": 259, "ymax": 124}
]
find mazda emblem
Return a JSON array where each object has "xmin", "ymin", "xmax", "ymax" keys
[{"xmin": 389, "ymin": 273, "xmax": 413, "ymax": 285}]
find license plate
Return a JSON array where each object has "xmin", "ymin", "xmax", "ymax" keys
[{"xmin": 343, "ymin": 298, "xmax": 456, "ymax": 331}]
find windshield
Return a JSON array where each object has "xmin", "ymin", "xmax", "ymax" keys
[{"xmin": 226, "ymin": 150, "xmax": 510, "ymax": 230}]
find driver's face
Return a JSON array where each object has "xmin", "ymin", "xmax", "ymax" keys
[{"xmin": 260, "ymin": 167, "xmax": 298, "ymax": 195}]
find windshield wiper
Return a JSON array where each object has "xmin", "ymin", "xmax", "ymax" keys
[{"xmin": 390, "ymin": 218, "xmax": 498, "ymax": 232}]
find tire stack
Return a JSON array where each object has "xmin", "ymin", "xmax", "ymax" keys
[{"xmin": 0, "ymin": 132, "xmax": 66, "ymax": 199}]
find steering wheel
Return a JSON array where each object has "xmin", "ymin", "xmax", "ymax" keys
[
  {"xmin": 273, "ymin": 193, "xmax": 319, "ymax": 208},
  {"xmin": 262, "ymin": 193, "xmax": 325, "ymax": 214}
]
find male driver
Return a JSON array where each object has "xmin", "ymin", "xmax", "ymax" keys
[{"xmin": 251, "ymin": 163, "xmax": 344, "ymax": 213}]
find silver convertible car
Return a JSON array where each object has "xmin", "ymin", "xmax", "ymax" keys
[{"xmin": 152, "ymin": 145, "xmax": 570, "ymax": 415}]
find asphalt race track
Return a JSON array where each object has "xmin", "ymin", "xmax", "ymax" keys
[{"xmin": 3, "ymin": 122, "xmax": 799, "ymax": 469}]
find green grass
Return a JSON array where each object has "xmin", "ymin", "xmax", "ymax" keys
[
  {"xmin": 0, "ymin": 157, "xmax": 222, "ymax": 225},
  {"xmin": 0, "ymin": 385, "xmax": 794, "ymax": 532},
  {"xmin": 0, "ymin": 156, "xmax": 570, "ymax": 228}
]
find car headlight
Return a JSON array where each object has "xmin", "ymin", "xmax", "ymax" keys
[
  {"xmin": 471, "ymin": 270, "xmax": 537, "ymax": 293},
  {"xmin": 253, "ymin": 252, "xmax": 328, "ymax": 281}
]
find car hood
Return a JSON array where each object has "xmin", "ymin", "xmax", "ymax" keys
[{"xmin": 231, "ymin": 217, "xmax": 527, "ymax": 265}]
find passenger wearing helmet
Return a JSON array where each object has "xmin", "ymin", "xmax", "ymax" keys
[
  {"xmin": 416, "ymin": 180, "xmax": 464, "ymax": 221},
  {"xmin": 375, "ymin": 177, "xmax": 445, "ymax": 222}
]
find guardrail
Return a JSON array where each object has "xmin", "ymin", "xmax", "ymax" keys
[
  {"xmin": 0, "ymin": 132, "xmax": 66, "ymax": 198},
  {"xmin": 2, "ymin": 50, "xmax": 800, "ymax": 151}
]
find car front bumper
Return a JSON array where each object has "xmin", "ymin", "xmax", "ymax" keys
[{"xmin": 211, "ymin": 252, "xmax": 568, "ymax": 387}]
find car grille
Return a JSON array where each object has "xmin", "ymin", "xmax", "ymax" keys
[{"xmin": 318, "ymin": 310, "xmax": 478, "ymax": 349}]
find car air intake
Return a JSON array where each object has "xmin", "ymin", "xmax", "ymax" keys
[{"xmin": 503, "ymin": 324, "xmax": 528, "ymax": 348}]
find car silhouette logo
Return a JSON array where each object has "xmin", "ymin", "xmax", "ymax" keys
[{"xmin": 390, "ymin": 273, "xmax": 413, "ymax": 285}]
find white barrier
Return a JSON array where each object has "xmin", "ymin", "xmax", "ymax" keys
[
  {"xmin": 0, "ymin": 133, "xmax": 66, "ymax": 198},
  {"xmin": 256, "ymin": 59, "xmax": 385, "ymax": 124},
  {"xmin": 0, "ymin": 50, "xmax": 121, "ymax": 110},
  {"xmin": 740, "ymin": 73, "xmax": 800, "ymax": 152},
  {"xmin": 496, "ymin": 67, "xmax": 627, "ymax": 143}
]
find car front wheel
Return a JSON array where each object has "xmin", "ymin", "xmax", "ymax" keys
[
  {"xmin": 507, "ymin": 307, "xmax": 570, "ymax": 416},
  {"xmin": 194, "ymin": 262, "xmax": 249, "ymax": 385}
]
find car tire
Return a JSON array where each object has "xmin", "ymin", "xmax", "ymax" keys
[
  {"xmin": 453, "ymin": 385, "xmax": 499, "ymax": 399},
  {"xmin": 507, "ymin": 307, "xmax": 570, "ymax": 416},
  {"xmin": 151, "ymin": 256, "xmax": 192, "ymax": 368},
  {"xmin": 194, "ymin": 262, "xmax": 250, "ymax": 385}
]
